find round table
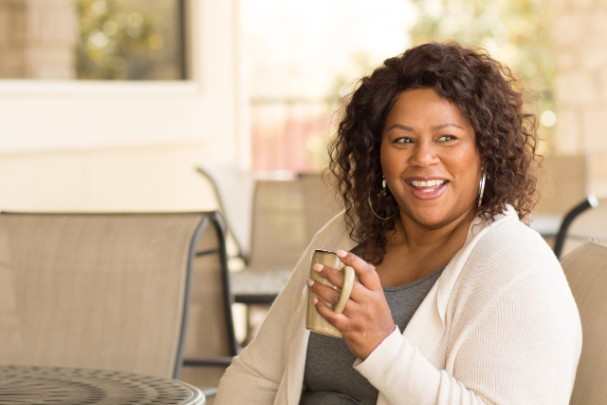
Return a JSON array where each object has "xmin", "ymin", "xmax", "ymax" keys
[{"xmin": 0, "ymin": 365, "xmax": 205, "ymax": 405}]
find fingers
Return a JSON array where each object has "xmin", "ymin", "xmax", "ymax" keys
[
  {"xmin": 306, "ymin": 249, "xmax": 395, "ymax": 360},
  {"xmin": 336, "ymin": 249, "xmax": 382, "ymax": 291},
  {"xmin": 311, "ymin": 262, "xmax": 347, "ymax": 288},
  {"xmin": 308, "ymin": 249, "xmax": 380, "ymax": 309},
  {"xmin": 308, "ymin": 249, "xmax": 381, "ymax": 300},
  {"xmin": 308, "ymin": 263, "xmax": 343, "ymax": 308},
  {"xmin": 311, "ymin": 287, "xmax": 355, "ymax": 329}
]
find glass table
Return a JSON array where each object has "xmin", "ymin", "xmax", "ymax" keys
[{"xmin": 0, "ymin": 365, "xmax": 205, "ymax": 405}]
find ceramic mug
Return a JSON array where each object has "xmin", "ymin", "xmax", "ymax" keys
[{"xmin": 306, "ymin": 249, "xmax": 356, "ymax": 338}]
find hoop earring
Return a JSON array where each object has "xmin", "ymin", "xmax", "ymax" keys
[
  {"xmin": 368, "ymin": 176, "xmax": 396, "ymax": 221},
  {"xmin": 478, "ymin": 171, "xmax": 486, "ymax": 208}
]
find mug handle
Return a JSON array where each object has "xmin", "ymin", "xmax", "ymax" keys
[{"xmin": 334, "ymin": 266, "xmax": 355, "ymax": 313}]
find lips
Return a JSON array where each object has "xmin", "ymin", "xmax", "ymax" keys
[
  {"xmin": 410, "ymin": 179, "xmax": 446, "ymax": 190},
  {"xmin": 407, "ymin": 178, "xmax": 447, "ymax": 199}
]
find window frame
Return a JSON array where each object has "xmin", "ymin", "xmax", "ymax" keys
[{"xmin": 0, "ymin": 0, "xmax": 246, "ymax": 158}]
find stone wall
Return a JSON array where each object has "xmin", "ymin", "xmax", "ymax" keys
[
  {"xmin": 0, "ymin": 0, "xmax": 76, "ymax": 79},
  {"xmin": 553, "ymin": 0, "xmax": 607, "ymax": 195}
]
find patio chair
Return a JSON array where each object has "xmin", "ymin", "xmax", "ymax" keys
[
  {"xmin": 196, "ymin": 164, "xmax": 255, "ymax": 266},
  {"xmin": 553, "ymin": 195, "xmax": 604, "ymax": 258},
  {"xmin": 533, "ymin": 154, "xmax": 588, "ymax": 244},
  {"xmin": 229, "ymin": 178, "xmax": 308, "ymax": 304},
  {"xmin": 536, "ymin": 154, "xmax": 588, "ymax": 218},
  {"xmin": 0, "ymin": 210, "xmax": 236, "ymax": 385},
  {"xmin": 297, "ymin": 171, "xmax": 342, "ymax": 241},
  {"xmin": 181, "ymin": 211, "xmax": 238, "ymax": 395},
  {"xmin": 559, "ymin": 241, "xmax": 607, "ymax": 404}
]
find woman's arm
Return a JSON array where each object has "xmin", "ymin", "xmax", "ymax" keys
[
  {"xmin": 214, "ymin": 251, "xmax": 310, "ymax": 404},
  {"xmin": 215, "ymin": 212, "xmax": 354, "ymax": 404},
  {"xmin": 355, "ymin": 259, "xmax": 581, "ymax": 404}
]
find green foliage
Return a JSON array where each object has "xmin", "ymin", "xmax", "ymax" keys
[
  {"xmin": 408, "ymin": 0, "xmax": 556, "ymax": 147},
  {"xmin": 76, "ymin": 0, "xmax": 156, "ymax": 80}
]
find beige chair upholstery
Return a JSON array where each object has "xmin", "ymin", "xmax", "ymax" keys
[
  {"xmin": 248, "ymin": 178, "xmax": 308, "ymax": 270},
  {"xmin": 195, "ymin": 170, "xmax": 342, "ymax": 343},
  {"xmin": 536, "ymin": 154, "xmax": 587, "ymax": 217},
  {"xmin": 229, "ymin": 175, "xmax": 343, "ymax": 302},
  {"xmin": 0, "ymin": 211, "xmax": 236, "ymax": 382},
  {"xmin": 533, "ymin": 154, "xmax": 588, "ymax": 245},
  {"xmin": 554, "ymin": 196, "xmax": 606, "ymax": 257},
  {"xmin": 224, "ymin": 178, "xmax": 309, "ymax": 345},
  {"xmin": 298, "ymin": 171, "xmax": 343, "ymax": 241},
  {"xmin": 229, "ymin": 178, "xmax": 309, "ymax": 303},
  {"xmin": 559, "ymin": 241, "xmax": 607, "ymax": 404}
]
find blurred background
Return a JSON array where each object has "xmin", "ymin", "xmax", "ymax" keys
[{"xmin": 0, "ymin": 0, "xmax": 605, "ymax": 215}]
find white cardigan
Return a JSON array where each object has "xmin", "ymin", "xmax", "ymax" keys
[{"xmin": 215, "ymin": 206, "xmax": 582, "ymax": 404}]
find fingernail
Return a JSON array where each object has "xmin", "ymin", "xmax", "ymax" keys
[
  {"xmin": 312, "ymin": 263, "xmax": 323, "ymax": 272},
  {"xmin": 313, "ymin": 297, "xmax": 319, "ymax": 305},
  {"xmin": 336, "ymin": 249, "xmax": 347, "ymax": 258},
  {"xmin": 306, "ymin": 279, "xmax": 314, "ymax": 287}
]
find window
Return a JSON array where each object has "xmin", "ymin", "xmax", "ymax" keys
[{"xmin": 0, "ymin": 0, "xmax": 186, "ymax": 80}]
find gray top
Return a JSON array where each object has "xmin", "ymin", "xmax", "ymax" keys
[{"xmin": 300, "ymin": 261, "xmax": 444, "ymax": 405}]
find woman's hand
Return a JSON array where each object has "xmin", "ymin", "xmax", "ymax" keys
[{"xmin": 307, "ymin": 249, "xmax": 396, "ymax": 360}]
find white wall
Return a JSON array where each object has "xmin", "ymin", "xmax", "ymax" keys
[{"xmin": 0, "ymin": 0, "xmax": 247, "ymax": 212}]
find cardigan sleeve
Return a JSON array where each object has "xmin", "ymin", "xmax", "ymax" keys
[
  {"xmin": 215, "ymin": 211, "xmax": 354, "ymax": 404},
  {"xmin": 354, "ymin": 244, "xmax": 581, "ymax": 405},
  {"xmin": 214, "ymin": 246, "xmax": 311, "ymax": 404}
]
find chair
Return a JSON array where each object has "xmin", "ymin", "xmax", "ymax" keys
[
  {"xmin": 0, "ymin": 211, "xmax": 236, "ymax": 385},
  {"xmin": 181, "ymin": 211, "xmax": 239, "ymax": 395},
  {"xmin": 535, "ymin": 154, "xmax": 588, "ymax": 218},
  {"xmin": 297, "ymin": 171, "xmax": 343, "ymax": 241},
  {"xmin": 552, "ymin": 195, "xmax": 599, "ymax": 258},
  {"xmin": 559, "ymin": 241, "xmax": 607, "ymax": 404},
  {"xmin": 196, "ymin": 168, "xmax": 342, "ymax": 302},
  {"xmin": 196, "ymin": 164, "xmax": 256, "ymax": 265},
  {"xmin": 533, "ymin": 154, "xmax": 588, "ymax": 244},
  {"xmin": 552, "ymin": 195, "xmax": 606, "ymax": 258},
  {"xmin": 229, "ymin": 178, "xmax": 309, "ymax": 304},
  {"xmin": 222, "ymin": 178, "xmax": 311, "ymax": 345}
]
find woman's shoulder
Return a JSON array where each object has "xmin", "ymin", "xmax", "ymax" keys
[
  {"xmin": 454, "ymin": 207, "xmax": 563, "ymax": 291},
  {"xmin": 308, "ymin": 209, "xmax": 357, "ymax": 251},
  {"xmin": 446, "ymin": 209, "xmax": 576, "ymax": 321},
  {"xmin": 467, "ymin": 206, "xmax": 554, "ymax": 262},
  {"xmin": 475, "ymin": 211, "xmax": 555, "ymax": 265},
  {"xmin": 315, "ymin": 209, "xmax": 347, "ymax": 234}
]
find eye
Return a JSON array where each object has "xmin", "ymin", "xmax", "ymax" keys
[
  {"xmin": 437, "ymin": 135, "xmax": 456, "ymax": 142},
  {"xmin": 394, "ymin": 137, "xmax": 414, "ymax": 144}
]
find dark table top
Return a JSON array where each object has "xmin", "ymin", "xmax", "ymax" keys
[
  {"xmin": 230, "ymin": 267, "xmax": 292, "ymax": 304},
  {"xmin": 0, "ymin": 365, "xmax": 204, "ymax": 405}
]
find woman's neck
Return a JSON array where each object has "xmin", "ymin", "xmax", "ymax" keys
[{"xmin": 376, "ymin": 209, "xmax": 476, "ymax": 286}]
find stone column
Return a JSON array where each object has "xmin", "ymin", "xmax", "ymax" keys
[
  {"xmin": 552, "ymin": 0, "xmax": 607, "ymax": 194},
  {"xmin": 0, "ymin": 0, "xmax": 76, "ymax": 79}
]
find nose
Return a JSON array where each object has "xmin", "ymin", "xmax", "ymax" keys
[{"xmin": 409, "ymin": 140, "xmax": 438, "ymax": 167}]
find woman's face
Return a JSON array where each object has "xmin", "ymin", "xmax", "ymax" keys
[{"xmin": 380, "ymin": 88, "xmax": 481, "ymax": 230}]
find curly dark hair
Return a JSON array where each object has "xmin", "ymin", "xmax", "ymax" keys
[{"xmin": 328, "ymin": 41, "xmax": 540, "ymax": 264}]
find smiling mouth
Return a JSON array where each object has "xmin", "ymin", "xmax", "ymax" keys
[{"xmin": 408, "ymin": 179, "xmax": 447, "ymax": 193}]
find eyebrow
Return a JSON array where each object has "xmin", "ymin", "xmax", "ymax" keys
[{"xmin": 384, "ymin": 123, "xmax": 465, "ymax": 132}]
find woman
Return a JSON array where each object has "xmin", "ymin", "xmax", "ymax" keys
[{"xmin": 215, "ymin": 42, "xmax": 581, "ymax": 404}]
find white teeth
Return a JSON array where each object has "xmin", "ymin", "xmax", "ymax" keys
[{"xmin": 410, "ymin": 179, "xmax": 445, "ymax": 188}]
